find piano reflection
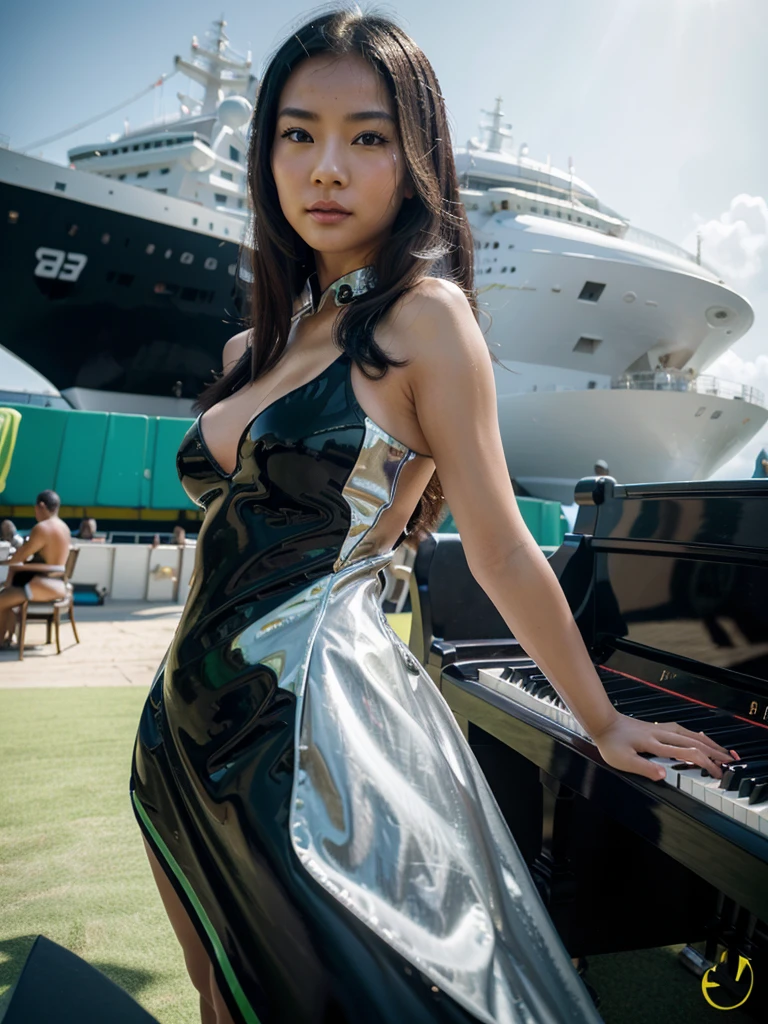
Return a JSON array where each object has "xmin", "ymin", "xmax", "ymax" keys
[{"xmin": 411, "ymin": 476, "xmax": 768, "ymax": 1016}]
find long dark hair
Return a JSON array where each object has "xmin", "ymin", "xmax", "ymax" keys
[{"xmin": 197, "ymin": 9, "xmax": 476, "ymax": 538}]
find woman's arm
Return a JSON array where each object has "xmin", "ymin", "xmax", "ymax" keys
[{"xmin": 401, "ymin": 279, "xmax": 732, "ymax": 781}]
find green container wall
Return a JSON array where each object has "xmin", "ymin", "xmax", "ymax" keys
[
  {"xmin": 438, "ymin": 495, "xmax": 567, "ymax": 548},
  {"xmin": 1, "ymin": 405, "xmax": 196, "ymax": 511}
]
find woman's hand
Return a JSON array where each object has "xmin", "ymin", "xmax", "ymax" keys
[{"xmin": 592, "ymin": 714, "xmax": 734, "ymax": 781}]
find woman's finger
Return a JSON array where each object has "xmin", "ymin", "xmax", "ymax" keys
[
  {"xmin": 657, "ymin": 725, "xmax": 730, "ymax": 760},
  {"xmin": 648, "ymin": 740, "xmax": 722, "ymax": 777},
  {"xmin": 662, "ymin": 722, "xmax": 730, "ymax": 757}
]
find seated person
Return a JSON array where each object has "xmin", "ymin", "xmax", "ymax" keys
[
  {"xmin": 0, "ymin": 490, "xmax": 72, "ymax": 647},
  {"xmin": 76, "ymin": 517, "xmax": 98, "ymax": 540},
  {"xmin": 1, "ymin": 519, "xmax": 24, "ymax": 553}
]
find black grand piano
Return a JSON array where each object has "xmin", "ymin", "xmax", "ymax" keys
[{"xmin": 410, "ymin": 477, "xmax": 768, "ymax": 1015}]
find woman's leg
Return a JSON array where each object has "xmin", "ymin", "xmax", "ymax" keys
[{"xmin": 142, "ymin": 838, "xmax": 237, "ymax": 1024}]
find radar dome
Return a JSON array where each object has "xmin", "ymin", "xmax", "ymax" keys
[{"xmin": 216, "ymin": 96, "xmax": 253, "ymax": 129}]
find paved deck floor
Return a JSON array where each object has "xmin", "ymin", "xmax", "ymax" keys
[{"xmin": 0, "ymin": 601, "xmax": 182, "ymax": 688}]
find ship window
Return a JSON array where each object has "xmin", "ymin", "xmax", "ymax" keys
[
  {"xmin": 143, "ymin": 142, "xmax": 151, "ymax": 150},
  {"xmin": 531, "ymin": 206, "xmax": 537, "ymax": 213},
  {"xmin": 192, "ymin": 217, "xmax": 198, "ymax": 226},
  {"xmin": 54, "ymin": 182, "xmax": 66, "ymax": 192},
  {"xmin": 101, "ymin": 233, "xmax": 110, "ymax": 244},
  {"xmin": 500, "ymin": 200, "xmax": 509, "ymax": 211},
  {"xmin": 578, "ymin": 281, "xmax": 606, "ymax": 303},
  {"xmin": 67, "ymin": 223, "xmax": 78, "ymax": 236},
  {"xmin": 160, "ymin": 167, "xmax": 170, "ymax": 175},
  {"xmin": 132, "ymin": 145, "xmax": 139, "ymax": 151},
  {"xmin": 492, "ymin": 241, "xmax": 499, "ymax": 249},
  {"xmin": 209, "ymin": 222, "xmax": 214, "ymax": 230},
  {"xmin": 121, "ymin": 147, "xmax": 128, "ymax": 153},
  {"xmin": 215, "ymin": 193, "xmax": 227, "ymax": 204},
  {"xmin": 710, "ymin": 410, "xmax": 723, "ymax": 420},
  {"xmin": 220, "ymin": 170, "xmax": 233, "ymax": 181},
  {"xmin": 8, "ymin": 210, "xmax": 19, "ymax": 224},
  {"xmin": 557, "ymin": 211, "xmax": 562, "ymax": 218},
  {"xmin": 154, "ymin": 141, "xmax": 162, "ymax": 148},
  {"xmin": 146, "ymin": 243, "xmax": 155, "ymax": 254},
  {"xmin": 573, "ymin": 336, "xmax": 602, "ymax": 354},
  {"xmin": 229, "ymin": 145, "xmax": 240, "ymax": 162},
  {"xmin": 501, "ymin": 267, "xmax": 507, "ymax": 273},
  {"xmin": 155, "ymin": 188, "xmax": 168, "ymax": 194},
  {"xmin": 137, "ymin": 171, "xmax": 149, "ymax": 179},
  {"xmin": 567, "ymin": 214, "xmax": 572, "ymax": 221},
  {"xmin": 118, "ymin": 174, "xmax": 126, "ymax": 180},
  {"xmin": 576, "ymin": 216, "xmax": 583, "ymax": 223},
  {"xmin": 237, "ymin": 198, "xmax": 244, "ymax": 209},
  {"xmin": 544, "ymin": 209, "xmax": 550, "ymax": 215}
]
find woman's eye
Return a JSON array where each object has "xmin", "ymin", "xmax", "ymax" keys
[
  {"xmin": 281, "ymin": 128, "xmax": 312, "ymax": 143},
  {"xmin": 354, "ymin": 132, "xmax": 387, "ymax": 146}
]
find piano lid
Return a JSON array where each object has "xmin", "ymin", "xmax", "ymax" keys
[{"xmin": 570, "ymin": 476, "xmax": 768, "ymax": 701}]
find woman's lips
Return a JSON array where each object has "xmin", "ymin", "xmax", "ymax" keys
[{"xmin": 307, "ymin": 210, "xmax": 351, "ymax": 224}]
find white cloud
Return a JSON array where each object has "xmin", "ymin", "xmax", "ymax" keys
[
  {"xmin": 707, "ymin": 347, "xmax": 768, "ymax": 478},
  {"xmin": 684, "ymin": 194, "xmax": 768, "ymax": 284}
]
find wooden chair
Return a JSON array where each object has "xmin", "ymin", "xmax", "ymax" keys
[{"xmin": 16, "ymin": 547, "xmax": 81, "ymax": 660}]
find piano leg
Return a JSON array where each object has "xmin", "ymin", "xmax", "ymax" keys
[{"xmin": 533, "ymin": 772, "xmax": 579, "ymax": 950}]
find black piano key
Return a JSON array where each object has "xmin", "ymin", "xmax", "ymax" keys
[
  {"xmin": 748, "ymin": 781, "xmax": 768, "ymax": 806},
  {"xmin": 601, "ymin": 681, "xmax": 649, "ymax": 698},
  {"xmin": 719, "ymin": 760, "xmax": 768, "ymax": 791},
  {"xmin": 737, "ymin": 771, "xmax": 768, "ymax": 799}
]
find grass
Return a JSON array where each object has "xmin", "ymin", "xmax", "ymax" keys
[
  {"xmin": 0, "ymin": 683, "xmax": 758, "ymax": 1023},
  {"xmin": 0, "ymin": 687, "xmax": 196, "ymax": 1023}
]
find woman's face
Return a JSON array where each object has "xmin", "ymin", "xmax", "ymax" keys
[{"xmin": 271, "ymin": 53, "xmax": 413, "ymax": 279}]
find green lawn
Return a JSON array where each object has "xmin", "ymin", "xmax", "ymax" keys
[
  {"xmin": 0, "ymin": 687, "xmax": 196, "ymax": 1023},
  {"xmin": 0, "ymin": 685, "xmax": 755, "ymax": 1023}
]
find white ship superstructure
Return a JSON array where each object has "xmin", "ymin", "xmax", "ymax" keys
[
  {"xmin": 0, "ymin": 32, "xmax": 763, "ymax": 503},
  {"xmin": 454, "ymin": 100, "xmax": 763, "ymax": 500}
]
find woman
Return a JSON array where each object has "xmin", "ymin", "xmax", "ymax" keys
[{"xmin": 131, "ymin": 12, "xmax": 731, "ymax": 1024}]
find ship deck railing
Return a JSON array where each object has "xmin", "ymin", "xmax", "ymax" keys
[{"xmin": 611, "ymin": 371, "xmax": 765, "ymax": 408}]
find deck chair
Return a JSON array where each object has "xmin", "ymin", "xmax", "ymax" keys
[{"xmin": 16, "ymin": 547, "xmax": 81, "ymax": 660}]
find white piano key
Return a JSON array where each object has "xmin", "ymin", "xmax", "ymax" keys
[
  {"xmin": 757, "ymin": 806, "xmax": 768, "ymax": 837},
  {"xmin": 689, "ymin": 774, "xmax": 723, "ymax": 812},
  {"xmin": 718, "ymin": 791, "xmax": 742, "ymax": 818}
]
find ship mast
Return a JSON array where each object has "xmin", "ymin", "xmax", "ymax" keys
[
  {"xmin": 480, "ymin": 97, "xmax": 513, "ymax": 154},
  {"xmin": 174, "ymin": 18, "xmax": 253, "ymax": 116}
]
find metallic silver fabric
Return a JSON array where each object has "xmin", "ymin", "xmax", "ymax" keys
[
  {"xmin": 225, "ymin": 556, "xmax": 598, "ymax": 1023},
  {"xmin": 335, "ymin": 417, "xmax": 416, "ymax": 570}
]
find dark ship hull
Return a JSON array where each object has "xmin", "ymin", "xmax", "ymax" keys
[{"xmin": 0, "ymin": 174, "xmax": 244, "ymax": 403}]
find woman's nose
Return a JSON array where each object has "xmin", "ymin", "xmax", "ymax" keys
[{"xmin": 312, "ymin": 142, "xmax": 348, "ymax": 187}]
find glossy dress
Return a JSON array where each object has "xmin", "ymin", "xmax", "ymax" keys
[{"xmin": 130, "ymin": 269, "xmax": 599, "ymax": 1024}]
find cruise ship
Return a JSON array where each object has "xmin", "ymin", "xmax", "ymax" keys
[{"xmin": 0, "ymin": 21, "xmax": 763, "ymax": 501}]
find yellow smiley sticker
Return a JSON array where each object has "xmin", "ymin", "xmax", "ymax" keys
[{"xmin": 701, "ymin": 951, "xmax": 754, "ymax": 1010}]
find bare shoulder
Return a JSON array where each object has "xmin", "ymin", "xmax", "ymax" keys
[
  {"xmin": 222, "ymin": 329, "xmax": 251, "ymax": 370},
  {"xmin": 385, "ymin": 276, "xmax": 488, "ymax": 372}
]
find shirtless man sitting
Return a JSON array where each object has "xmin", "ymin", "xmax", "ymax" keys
[{"xmin": 0, "ymin": 490, "xmax": 72, "ymax": 647}]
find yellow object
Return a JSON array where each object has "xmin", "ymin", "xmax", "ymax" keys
[
  {"xmin": 701, "ymin": 950, "xmax": 754, "ymax": 1010},
  {"xmin": 0, "ymin": 407, "xmax": 22, "ymax": 494}
]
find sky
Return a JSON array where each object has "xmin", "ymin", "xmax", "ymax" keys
[{"xmin": 2, "ymin": 0, "xmax": 767, "ymax": 476}]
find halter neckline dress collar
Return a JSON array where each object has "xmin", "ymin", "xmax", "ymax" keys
[{"xmin": 291, "ymin": 266, "xmax": 377, "ymax": 322}]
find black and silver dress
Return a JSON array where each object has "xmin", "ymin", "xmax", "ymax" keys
[{"xmin": 131, "ymin": 268, "xmax": 599, "ymax": 1024}]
